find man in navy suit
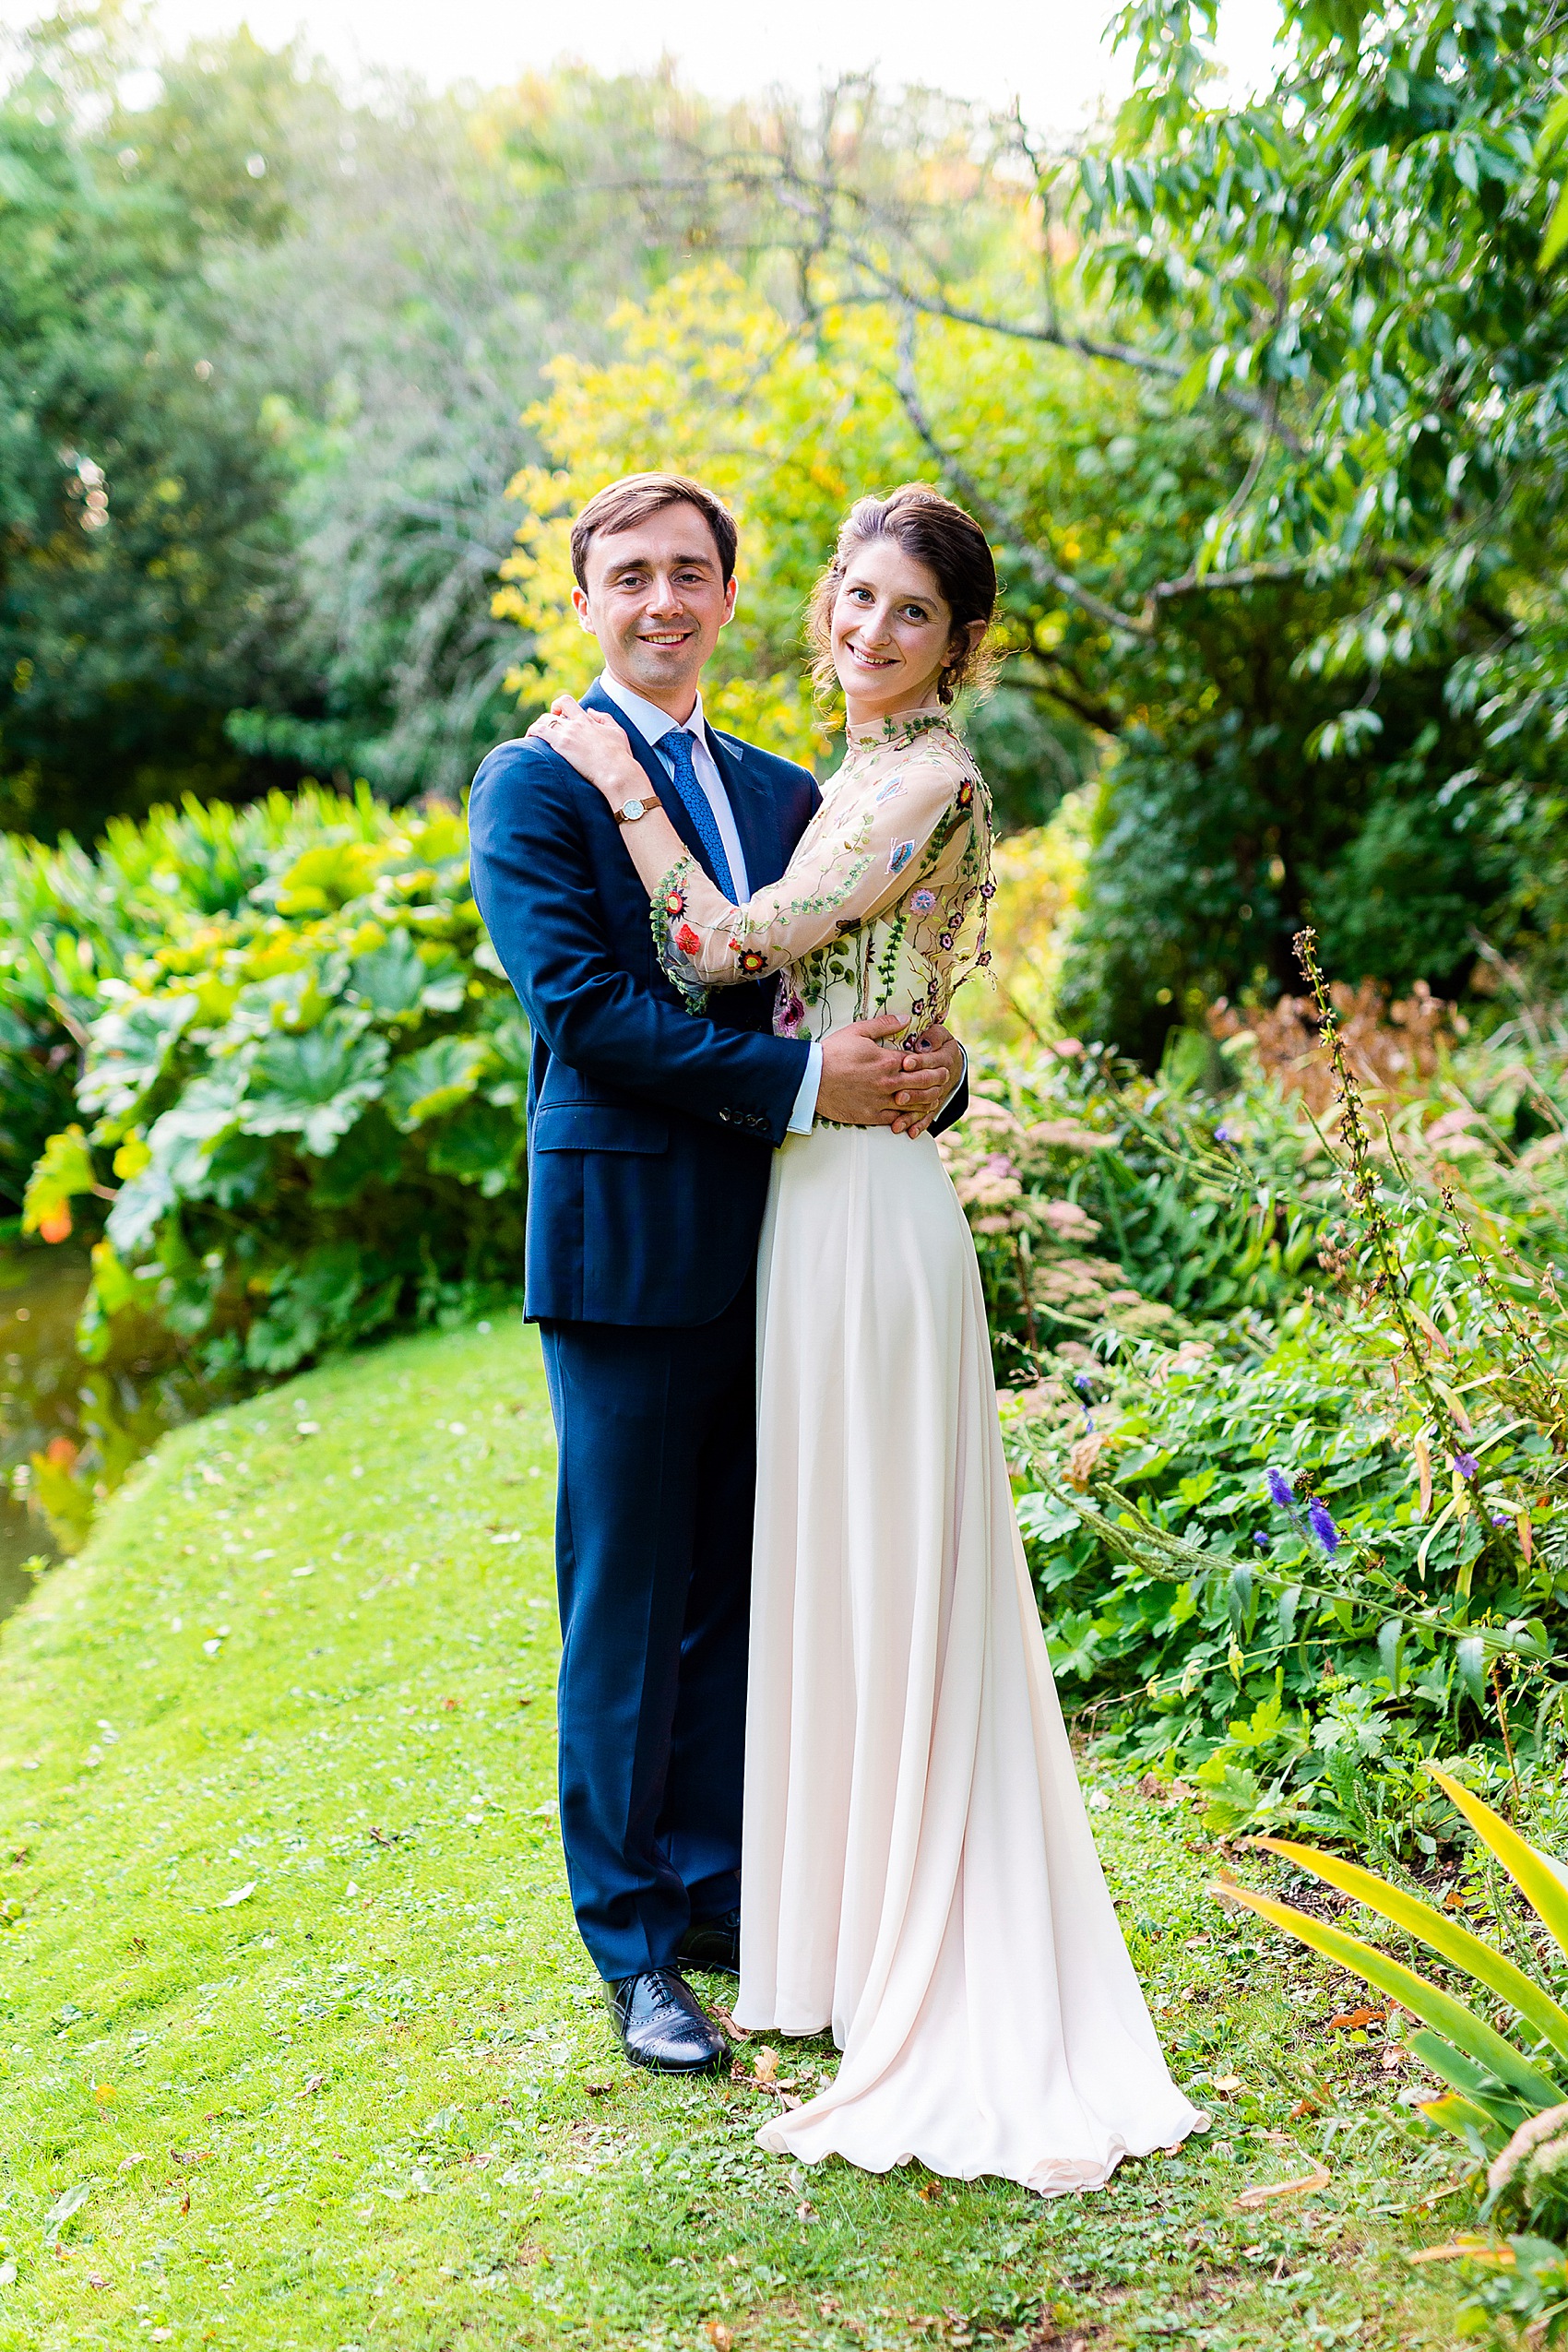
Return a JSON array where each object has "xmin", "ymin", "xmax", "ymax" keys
[{"xmin": 468, "ymin": 474, "xmax": 967, "ymax": 2071}]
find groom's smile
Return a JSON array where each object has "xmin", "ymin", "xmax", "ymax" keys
[{"xmin": 571, "ymin": 499, "xmax": 739, "ymax": 722}]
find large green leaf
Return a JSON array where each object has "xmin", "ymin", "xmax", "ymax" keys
[
  {"xmin": 346, "ymin": 933, "xmax": 427, "ymax": 1021},
  {"xmin": 239, "ymin": 1017, "xmax": 389, "ymax": 1158},
  {"xmin": 384, "ymin": 1037, "xmax": 492, "ymax": 1132},
  {"xmin": 77, "ymin": 993, "xmax": 198, "ymax": 1121},
  {"xmin": 1431, "ymin": 1769, "xmax": 1568, "ymax": 1974},
  {"xmin": 1215, "ymin": 1880, "xmax": 1565, "ymax": 2112},
  {"xmin": 1255, "ymin": 1835, "xmax": 1568, "ymax": 2066},
  {"xmin": 425, "ymin": 1099, "xmax": 525, "ymax": 1196}
]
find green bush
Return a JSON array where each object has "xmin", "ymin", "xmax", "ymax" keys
[
  {"xmin": 953, "ymin": 975, "xmax": 1568, "ymax": 1844},
  {"xmin": 12, "ymin": 789, "xmax": 529, "ymax": 1376}
]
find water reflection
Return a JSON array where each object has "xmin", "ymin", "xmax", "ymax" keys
[{"xmin": 0, "ymin": 1249, "xmax": 211, "ymax": 1619}]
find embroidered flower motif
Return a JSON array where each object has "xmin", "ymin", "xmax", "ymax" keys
[
  {"xmin": 938, "ymin": 932, "xmax": 954, "ymax": 951},
  {"xmin": 664, "ymin": 885, "xmax": 686, "ymax": 917},
  {"xmin": 956, "ymin": 779, "xmax": 974, "ymax": 808},
  {"xmin": 674, "ymin": 922, "xmax": 702, "ymax": 956},
  {"xmin": 910, "ymin": 888, "xmax": 937, "ymax": 913},
  {"xmin": 874, "ymin": 779, "xmax": 905, "ymax": 802},
  {"xmin": 886, "ymin": 838, "xmax": 916, "ymax": 876},
  {"xmin": 776, "ymin": 984, "xmax": 806, "ymax": 1036},
  {"xmin": 738, "ymin": 947, "xmax": 768, "ymax": 974},
  {"xmin": 980, "ymin": 880, "xmax": 996, "ymax": 900}
]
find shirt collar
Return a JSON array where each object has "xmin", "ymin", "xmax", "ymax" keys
[{"xmin": 597, "ymin": 671, "xmax": 711, "ymax": 755}]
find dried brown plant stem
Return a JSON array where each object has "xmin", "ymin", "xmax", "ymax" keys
[{"xmin": 1292, "ymin": 929, "xmax": 1456, "ymax": 1460}]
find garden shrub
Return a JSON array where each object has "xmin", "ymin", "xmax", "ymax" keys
[
  {"xmin": 12, "ymin": 789, "xmax": 529, "ymax": 1377},
  {"xmin": 955, "ymin": 977, "xmax": 1568, "ymax": 1844}
]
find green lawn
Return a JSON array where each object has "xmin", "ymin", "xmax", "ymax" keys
[{"xmin": 0, "ymin": 1320, "xmax": 1478, "ymax": 2349}]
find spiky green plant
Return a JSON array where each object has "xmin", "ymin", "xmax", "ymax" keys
[{"xmin": 1214, "ymin": 1767, "xmax": 1568, "ymax": 2159}]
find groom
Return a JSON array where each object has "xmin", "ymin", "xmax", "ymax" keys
[{"xmin": 468, "ymin": 473, "xmax": 967, "ymax": 2072}]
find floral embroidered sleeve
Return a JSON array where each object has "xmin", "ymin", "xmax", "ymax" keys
[{"xmin": 653, "ymin": 736, "xmax": 979, "ymax": 1000}]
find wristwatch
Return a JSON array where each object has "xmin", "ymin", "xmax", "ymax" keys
[{"xmin": 614, "ymin": 796, "xmax": 650, "ymax": 826}]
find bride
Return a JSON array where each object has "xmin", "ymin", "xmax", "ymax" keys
[{"xmin": 527, "ymin": 483, "xmax": 1200, "ymax": 2192}]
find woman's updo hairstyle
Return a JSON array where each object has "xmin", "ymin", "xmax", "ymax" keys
[{"xmin": 807, "ymin": 482, "xmax": 1000, "ymax": 707}]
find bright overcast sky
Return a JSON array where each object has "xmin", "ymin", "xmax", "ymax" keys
[{"xmin": 0, "ymin": 0, "xmax": 1283, "ymax": 132}]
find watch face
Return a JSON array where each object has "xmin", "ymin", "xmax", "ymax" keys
[{"xmin": 621, "ymin": 798, "xmax": 646, "ymax": 820}]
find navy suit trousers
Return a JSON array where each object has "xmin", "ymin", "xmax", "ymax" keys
[{"xmin": 539, "ymin": 1280, "xmax": 755, "ymax": 1982}]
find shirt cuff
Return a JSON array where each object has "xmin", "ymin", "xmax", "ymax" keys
[
  {"xmin": 940, "ymin": 1041, "xmax": 967, "ymax": 1112},
  {"xmin": 786, "ymin": 1040, "xmax": 823, "ymax": 1134}
]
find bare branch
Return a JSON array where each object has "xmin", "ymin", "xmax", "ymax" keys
[
  {"xmin": 894, "ymin": 313, "xmax": 1153, "ymax": 638},
  {"xmin": 896, "ymin": 313, "xmax": 1330, "ymax": 633}
]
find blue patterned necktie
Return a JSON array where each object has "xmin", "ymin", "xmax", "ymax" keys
[{"xmin": 660, "ymin": 728, "xmax": 737, "ymax": 900}]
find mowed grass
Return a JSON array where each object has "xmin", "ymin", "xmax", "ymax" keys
[{"xmin": 0, "ymin": 1320, "xmax": 1477, "ymax": 2350}]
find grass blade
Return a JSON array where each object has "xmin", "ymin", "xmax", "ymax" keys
[{"xmin": 1255, "ymin": 1835, "xmax": 1568, "ymax": 2065}]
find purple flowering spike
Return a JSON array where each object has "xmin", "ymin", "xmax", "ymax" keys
[
  {"xmin": 1253, "ymin": 1532, "xmax": 1270, "ymax": 1550},
  {"xmin": 1266, "ymin": 1468, "xmax": 1294, "ymax": 1510},
  {"xmin": 1307, "ymin": 1498, "xmax": 1339, "ymax": 1555},
  {"xmin": 1454, "ymin": 1452, "xmax": 1479, "ymax": 1481}
]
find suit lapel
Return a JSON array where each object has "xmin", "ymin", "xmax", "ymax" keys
[
  {"xmin": 581, "ymin": 678, "xmax": 713, "ymax": 878},
  {"xmin": 707, "ymin": 728, "xmax": 788, "ymax": 891}
]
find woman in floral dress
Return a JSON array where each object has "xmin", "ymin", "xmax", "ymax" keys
[{"xmin": 528, "ymin": 485, "xmax": 1199, "ymax": 2192}]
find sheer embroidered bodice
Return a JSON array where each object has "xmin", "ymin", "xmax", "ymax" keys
[{"xmin": 651, "ymin": 708, "xmax": 993, "ymax": 1049}]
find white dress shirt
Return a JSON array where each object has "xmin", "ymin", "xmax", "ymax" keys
[{"xmin": 597, "ymin": 671, "xmax": 823, "ymax": 1134}]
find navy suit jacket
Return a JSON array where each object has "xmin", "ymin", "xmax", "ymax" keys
[{"xmin": 468, "ymin": 682, "xmax": 968, "ymax": 1327}]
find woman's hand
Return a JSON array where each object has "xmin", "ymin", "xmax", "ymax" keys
[{"xmin": 526, "ymin": 696, "xmax": 645, "ymax": 803}]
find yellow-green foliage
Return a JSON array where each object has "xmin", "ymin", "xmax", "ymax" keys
[
  {"xmin": 964, "ymin": 795, "xmax": 1088, "ymax": 1047},
  {"xmin": 493, "ymin": 261, "xmax": 1093, "ymax": 766}
]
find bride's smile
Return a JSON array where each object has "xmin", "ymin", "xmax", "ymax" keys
[{"xmin": 831, "ymin": 536, "xmax": 988, "ymax": 725}]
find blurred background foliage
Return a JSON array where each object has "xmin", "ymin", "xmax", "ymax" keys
[
  {"xmin": 6, "ymin": 0, "xmax": 1567, "ymax": 1051},
  {"xmin": 5, "ymin": 0, "xmax": 1568, "ymax": 1592}
]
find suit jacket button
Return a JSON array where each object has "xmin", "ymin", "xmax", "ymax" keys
[{"xmin": 719, "ymin": 1109, "xmax": 732, "ymax": 1124}]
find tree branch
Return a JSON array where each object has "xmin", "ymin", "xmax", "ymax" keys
[{"xmin": 894, "ymin": 313, "xmax": 1155, "ymax": 639}]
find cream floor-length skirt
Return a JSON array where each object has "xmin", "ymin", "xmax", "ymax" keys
[{"xmin": 734, "ymin": 1123, "xmax": 1203, "ymax": 2192}]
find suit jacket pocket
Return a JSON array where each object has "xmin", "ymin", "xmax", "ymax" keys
[{"xmin": 530, "ymin": 1103, "xmax": 670, "ymax": 1154}]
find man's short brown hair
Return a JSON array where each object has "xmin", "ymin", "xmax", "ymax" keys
[{"xmin": 570, "ymin": 473, "xmax": 739, "ymax": 590}]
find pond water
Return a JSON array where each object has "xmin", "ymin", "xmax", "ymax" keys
[{"xmin": 0, "ymin": 1249, "xmax": 209, "ymax": 1621}]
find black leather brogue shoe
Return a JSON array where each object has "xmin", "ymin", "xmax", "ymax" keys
[
  {"xmin": 678, "ymin": 1907, "xmax": 741, "ymax": 1978},
  {"xmin": 608, "ymin": 1966, "xmax": 728, "ymax": 2073}
]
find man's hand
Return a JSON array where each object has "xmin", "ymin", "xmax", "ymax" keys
[
  {"xmin": 816, "ymin": 1017, "xmax": 955, "ymax": 1131},
  {"xmin": 890, "ymin": 1023, "xmax": 965, "ymax": 1139}
]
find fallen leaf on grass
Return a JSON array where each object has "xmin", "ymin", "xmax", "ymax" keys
[
  {"xmin": 1211, "ymin": 2074, "xmax": 1243, "ymax": 2094},
  {"xmin": 1408, "ymin": 2237, "xmax": 1513, "ymax": 2267},
  {"xmin": 1289, "ymin": 2098, "xmax": 1317, "ymax": 2120},
  {"xmin": 217, "ymin": 1882, "xmax": 255, "ymax": 1908},
  {"xmin": 704, "ymin": 2325, "xmax": 734, "ymax": 2350},
  {"xmin": 1234, "ymin": 2164, "xmax": 1330, "ymax": 2208},
  {"xmin": 296, "ymin": 2073, "xmax": 326, "ymax": 2098},
  {"xmin": 918, "ymin": 2180, "xmax": 944, "ymax": 2202},
  {"xmin": 1327, "ymin": 2004, "xmax": 1385, "ymax": 2030},
  {"xmin": 752, "ymin": 2047, "xmax": 779, "ymax": 2085},
  {"xmin": 168, "ymin": 2148, "xmax": 212, "ymax": 2167},
  {"xmin": 115, "ymin": 2154, "xmax": 148, "ymax": 2173},
  {"xmin": 41, "ymin": 2182, "xmax": 89, "ymax": 2244}
]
